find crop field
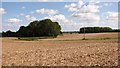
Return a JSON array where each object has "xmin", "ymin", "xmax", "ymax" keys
[{"xmin": 1, "ymin": 32, "xmax": 119, "ymax": 66}]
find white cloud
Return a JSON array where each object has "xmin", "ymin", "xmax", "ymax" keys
[
  {"xmin": 44, "ymin": 14, "xmax": 70, "ymax": 25},
  {"xmin": 20, "ymin": 13, "xmax": 25, "ymax": 16},
  {"xmin": 0, "ymin": 8, "xmax": 6, "ymax": 15},
  {"xmin": 65, "ymin": 3, "xmax": 78, "ymax": 12},
  {"xmin": 44, "ymin": 14, "xmax": 81, "ymax": 31},
  {"xmin": 25, "ymin": 15, "xmax": 31, "ymax": 20},
  {"xmin": 66, "ymin": 1, "xmax": 100, "ymax": 26},
  {"xmin": 16, "ymin": 13, "xmax": 25, "ymax": 17},
  {"xmin": 21, "ymin": 6, "xmax": 26, "ymax": 9},
  {"xmin": 63, "ymin": 1, "xmax": 102, "ymax": 30},
  {"xmin": 65, "ymin": 1, "xmax": 100, "ymax": 13},
  {"xmin": 99, "ymin": 12, "xmax": 118, "ymax": 29},
  {"xmin": 65, "ymin": 1, "xmax": 99, "ymax": 13},
  {"xmin": 79, "ymin": 4, "xmax": 99, "ymax": 13},
  {"xmin": 16, "ymin": 13, "xmax": 37, "ymax": 22},
  {"xmin": 72, "ymin": 13, "xmax": 100, "ymax": 27},
  {"xmin": 96, "ymin": 1, "xmax": 100, "ymax": 4},
  {"xmin": 65, "ymin": 1, "xmax": 84, "ymax": 12},
  {"xmin": 104, "ymin": 3, "xmax": 109, "ymax": 6},
  {"xmin": 106, "ymin": 12, "xmax": 118, "ymax": 23},
  {"xmin": 35, "ymin": 8, "xmax": 58, "ymax": 15},
  {"xmin": 103, "ymin": 3, "xmax": 112, "ymax": 6},
  {"xmin": 25, "ymin": 15, "xmax": 37, "ymax": 22},
  {"xmin": 72, "ymin": 13, "xmax": 100, "ymax": 22},
  {"xmin": 7, "ymin": 18, "xmax": 22, "ymax": 24}
]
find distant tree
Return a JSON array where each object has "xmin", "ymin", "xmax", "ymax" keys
[
  {"xmin": 2, "ymin": 30, "xmax": 17, "ymax": 37},
  {"xmin": 80, "ymin": 27, "xmax": 113, "ymax": 33},
  {"xmin": 112, "ymin": 29, "xmax": 120, "ymax": 32}
]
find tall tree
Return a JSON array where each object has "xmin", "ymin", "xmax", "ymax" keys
[{"xmin": 17, "ymin": 19, "xmax": 61, "ymax": 37}]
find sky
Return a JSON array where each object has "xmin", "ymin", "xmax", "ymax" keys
[
  {"xmin": 1, "ymin": 0, "xmax": 120, "ymax": 2},
  {"xmin": 0, "ymin": 0, "xmax": 119, "ymax": 32}
]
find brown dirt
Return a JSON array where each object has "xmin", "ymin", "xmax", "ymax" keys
[
  {"xmin": 2, "ymin": 32, "xmax": 119, "ymax": 66},
  {"xmin": 0, "ymin": 38, "xmax": 2, "ymax": 67}
]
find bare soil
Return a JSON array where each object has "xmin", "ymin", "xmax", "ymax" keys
[{"xmin": 2, "ymin": 32, "xmax": 119, "ymax": 66}]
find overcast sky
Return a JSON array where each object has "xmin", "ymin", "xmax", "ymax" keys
[{"xmin": 0, "ymin": 0, "xmax": 119, "ymax": 32}]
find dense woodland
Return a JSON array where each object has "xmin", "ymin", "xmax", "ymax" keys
[
  {"xmin": 1, "ymin": 19, "xmax": 120, "ymax": 37},
  {"xmin": 2, "ymin": 19, "xmax": 61, "ymax": 37},
  {"xmin": 79, "ymin": 27, "xmax": 120, "ymax": 33}
]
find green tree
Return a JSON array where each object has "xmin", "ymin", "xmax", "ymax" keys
[
  {"xmin": 28, "ymin": 20, "xmax": 39, "ymax": 37},
  {"xmin": 38, "ymin": 19, "xmax": 61, "ymax": 37},
  {"xmin": 17, "ymin": 19, "xmax": 61, "ymax": 37},
  {"xmin": 17, "ymin": 26, "xmax": 29, "ymax": 37},
  {"xmin": 80, "ymin": 27, "xmax": 113, "ymax": 33}
]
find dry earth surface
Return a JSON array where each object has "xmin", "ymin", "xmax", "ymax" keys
[
  {"xmin": 0, "ymin": 38, "xmax": 2, "ymax": 68},
  {"xmin": 2, "ymin": 32, "xmax": 119, "ymax": 66}
]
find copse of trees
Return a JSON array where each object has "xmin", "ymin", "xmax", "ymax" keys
[
  {"xmin": 80, "ymin": 27, "xmax": 120, "ymax": 33},
  {"xmin": 2, "ymin": 30, "xmax": 17, "ymax": 37},
  {"xmin": 112, "ymin": 29, "xmax": 120, "ymax": 32},
  {"xmin": 2, "ymin": 19, "xmax": 61, "ymax": 37}
]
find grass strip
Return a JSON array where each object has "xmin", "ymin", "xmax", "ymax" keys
[
  {"xmin": 17, "ymin": 37, "xmax": 54, "ymax": 41},
  {"xmin": 17, "ymin": 37, "xmax": 39, "ymax": 41},
  {"xmin": 56, "ymin": 37, "xmax": 119, "ymax": 42}
]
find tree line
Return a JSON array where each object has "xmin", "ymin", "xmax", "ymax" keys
[
  {"xmin": 1, "ymin": 19, "xmax": 120, "ymax": 37},
  {"xmin": 79, "ymin": 27, "xmax": 120, "ymax": 33},
  {"xmin": 2, "ymin": 19, "xmax": 61, "ymax": 37}
]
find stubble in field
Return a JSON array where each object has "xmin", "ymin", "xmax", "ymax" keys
[{"xmin": 2, "ymin": 33, "xmax": 119, "ymax": 66}]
